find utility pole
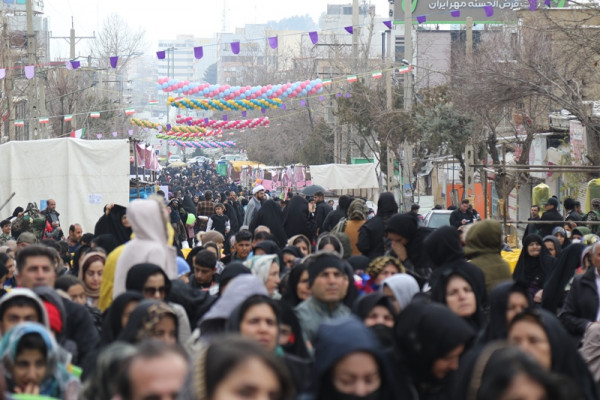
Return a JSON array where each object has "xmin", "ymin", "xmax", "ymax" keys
[
  {"xmin": 385, "ymin": 8, "xmax": 394, "ymax": 192},
  {"xmin": 401, "ymin": 0, "xmax": 414, "ymax": 211},
  {"xmin": 466, "ymin": 16, "xmax": 473, "ymax": 61},
  {"xmin": 1, "ymin": 13, "xmax": 14, "ymax": 142},
  {"xmin": 26, "ymin": 0, "xmax": 48, "ymax": 139}
]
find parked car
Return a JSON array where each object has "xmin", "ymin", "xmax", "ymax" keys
[
  {"xmin": 168, "ymin": 155, "xmax": 182, "ymax": 164},
  {"xmin": 422, "ymin": 210, "xmax": 453, "ymax": 228},
  {"xmin": 189, "ymin": 156, "xmax": 210, "ymax": 164}
]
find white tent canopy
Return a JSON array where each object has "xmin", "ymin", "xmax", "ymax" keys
[
  {"xmin": 310, "ymin": 163, "xmax": 379, "ymax": 190},
  {"xmin": 0, "ymin": 138, "xmax": 130, "ymax": 232}
]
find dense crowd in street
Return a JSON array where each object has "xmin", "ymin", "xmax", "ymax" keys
[{"xmin": 0, "ymin": 162, "xmax": 599, "ymax": 399}]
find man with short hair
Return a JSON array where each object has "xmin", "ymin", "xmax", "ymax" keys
[
  {"xmin": 564, "ymin": 197, "xmax": 582, "ymax": 222},
  {"xmin": 0, "ymin": 220, "xmax": 13, "ymax": 245},
  {"xmin": 539, "ymin": 197, "xmax": 563, "ymax": 237},
  {"xmin": 66, "ymin": 223, "xmax": 83, "ymax": 253},
  {"xmin": 116, "ymin": 340, "xmax": 189, "ymax": 400},
  {"xmin": 16, "ymin": 244, "xmax": 99, "ymax": 363},
  {"xmin": 295, "ymin": 251, "xmax": 350, "ymax": 343},
  {"xmin": 191, "ymin": 249, "xmax": 217, "ymax": 290},
  {"xmin": 224, "ymin": 191, "xmax": 241, "ymax": 234},
  {"xmin": 16, "ymin": 231, "xmax": 37, "ymax": 249},
  {"xmin": 0, "ymin": 288, "xmax": 48, "ymax": 334},
  {"xmin": 222, "ymin": 229, "xmax": 253, "ymax": 263},
  {"xmin": 523, "ymin": 205, "xmax": 541, "ymax": 239},
  {"xmin": 314, "ymin": 191, "xmax": 332, "ymax": 236},
  {"xmin": 243, "ymin": 185, "xmax": 265, "ymax": 226},
  {"xmin": 449, "ymin": 199, "xmax": 474, "ymax": 228},
  {"xmin": 41, "ymin": 199, "xmax": 63, "ymax": 240},
  {"xmin": 560, "ymin": 241, "xmax": 600, "ymax": 341}
]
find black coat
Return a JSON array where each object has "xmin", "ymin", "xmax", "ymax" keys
[
  {"xmin": 314, "ymin": 201, "xmax": 332, "ymax": 234},
  {"xmin": 449, "ymin": 208, "xmax": 474, "ymax": 228},
  {"xmin": 559, "ymin": 266, "xmax": 599, "ymax": 340},
  {"xmin": 225, "ymin": 201, "xmax": 240, "ymax": 233},
  {"xmin": 539, "ymin": 208, "xmax": 563, "ymax": 237}
]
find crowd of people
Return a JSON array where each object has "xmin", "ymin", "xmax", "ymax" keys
[{"xmin": 0, "ymin": 162, "xmax": 598, "ymax": 399}]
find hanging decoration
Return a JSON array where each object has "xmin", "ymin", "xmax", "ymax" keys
[
  {"xmin": 157, "ymin": 136, "xmax": 237, "ymax": 148},
  {"xmin": 167, "ymin": 97, "xmax": 282, "ymax": 112},
  {"xmin": 175, "ymin": 115, "xmax": 270, "ymax": 129},
  {"xmin": 157, "ymin": 77, "xmax": 324, "ymax": 99}
]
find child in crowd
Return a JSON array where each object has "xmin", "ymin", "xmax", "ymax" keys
[{"xmin": 206, "ymin": 203, "xmax": 230, "ymax": 237}]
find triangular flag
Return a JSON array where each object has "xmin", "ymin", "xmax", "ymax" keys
[
  {"xmin": 417, "ymin": 15, "xmax": 427, "ymax": 23},
  {"xmin": 64, "ymin": 114, "xmax": 73, "ymax": 122},
  {"xmin": 14, "ymin": 120, "xmax": 24, "ymax": 127},
  {"xmin": 383, "ymin": 21, "xmax": 392, "ymax": 29},
  {"xmin": 24, "ymin": 65, "xmax": 34, "ymax": 79},
  {"xmin": 268, "ymin": 36, "xmax": 278, "ymax": 49},
  {"xmin": 309, "ymin": 31, "xmax": 319, "ymax": 44},
  {"xmin": 149, "ymin": 100, "xmax": 159, "ymax": 105},
  {"xmin": 125, "ymin": 108, "xmax": 135, "ymax": 116},
  {"xmin": 372, "ymin": 71, "xmax": 383, "ymax": 79},
  {"xmin": 322, "ymin": 79, "xmax": 332, "ymax": 86},
  {"xmin": 231, "ymin": 42, "xmax": 240, "ymax": 54},
  {"xmin": 451, "ymin": 10, "xmax": 461, "ymax": 17},
  {"xmin": 397, "ymin": 65, "xmax": 413, "ymax": 74},
  {"xmin": 110, "ymin": 56, "xmax": 119, "ymax": 68},
  {"xmin": 38, "ymin": 117, "xmax": 49, "ymax": 124},
  {"xmin": 90, "ymin": 112, "xmax": 100, "ymax": 118},
  {"xmin": 0, "ymin": 69, "xmax": 5, "ymax": 79},
  {"xmin": 484, "ymin": 5, "xmax": 494, "ymax": 16},
  {"xmin": 347, "ymin": 75, "xmax": 358, "ymax": 82},
  {"xmin": 344, "ymin": 26, "xmax": 354, "ymax": 34},
  {"xmin": 194, "ymin": 46, "xmax": 203, "ymax": 59},
  {"xmin": 156, "ymin": 51, "xmax": 166, "ymax": 60},
  {"xmin": 70, "ymin": 60, "xmax": 80, "ymax": 69}
]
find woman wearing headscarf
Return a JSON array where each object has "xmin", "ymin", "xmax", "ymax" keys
[
  {"xmin": 357, "ymin": 192, "xmax": 398, "ymax": 259},
  {"xmin": 0, "ymin": 322, "xmax": 80, "ymax": 399},
  {"xmin": 90, "ymin": 234, "xmax": 120, "ymax": 256},
  {"xmin": 508, "ymin": 308, "xmax": 599, "ymax": 400},
  {"xmin": 381, "ymin": 273, "xmax": 420, "ymax": 314},
  {"xmin": 118, "ymin": 300, "xmax": 179, "ymax": 346},
  {"xmin": 464, "ymin": 219, "xmax": 512, "ymax": 294},
  {"xmin": 99, "ymin": 291, "xmax": 144, "ymax": 346},
  {"xmin": 362, "ymin": 257, "xmax": 405, "ymax": 294},
  {"xmin": 352, "ymin": 293, "xmax": 396, "ymax": 351},
  {"xmin": 125, "ymin": 263, "xmax": 191, "ymax": 344},
  {"xmin": 288, "ymin": 234, "xmax": 311, "ymax": 256},
  {"xmin": 543, "ymin": 235, "xmax": 562, "ymax": 258},
  {"xmin": 249, "ymin": 199, "xmax": 287, "ymax": 247},
  {"xmin": 394, "ymin": 302, "xmax": 475, "ymax": 400},
  {"xmin": 541, "ymin": 243, "xmax": 586, "ymax": 313},
  {"xmin": 226, "ymin": 295, "xmax": 311, "ymax": 395},
  {"xmin": 477, "ymin": 281, "xmax": 531, "ymax": 344},
  {"xmin": 343, "ymin": 198, "xmax": 368, "ymax": 256},
  {"xmin": 253, "ymin": 240, "xmax": 283, "ymax": 267},
  {"xmin": 244, "ymin": 254, "xmax": 281, "ymax": 299},
  {"xmin": 113, "ymin": 197, "xmax": 178, "ymax": 299},
  {"xmin": 311, "ymin": 316, "xmax": 404, "ymax": 400},
  {"xmin": 78, "ymin": 251, "xmax": 106, "ymax": 308},
  {"xmin": 94, "ymin": 204, "xmax": 132, "ymax": 246},
  {"xmin": 513, "ymin": 234, "xmax": 556, "ymax": 302},
  {"xmin": 281, "ymin": 264, "xmax": 310, "ymax": 307},
  {"xmin": 430, "ymin": 263, "xmax": 486, "ymax": 331},
  {"xmin": 283, "ymin": 196, "xmax": 317, "ymax": 242}
]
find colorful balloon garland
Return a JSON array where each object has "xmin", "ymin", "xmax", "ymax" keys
[
  {"xmin": 161, "ymin": 138, "xmax": 237, "ymax": 148},
  {"xmin": 167, "ymin": 97, "xmax": 282, "ymax": 112},
  {"xmin": 158, "ymin": 78, "xmax": 323, "ymax": 100},
  {"xmin": 175, "ymin": 115, "xmax": 270, "ymax": 129}
]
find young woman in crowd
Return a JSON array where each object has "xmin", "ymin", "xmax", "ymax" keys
[
  {"xmin": 281, "ymin": 264, "xmax": 310, "ymax": 307},
  {"xmin": 78, "ymin": 251, "xmax": 105, "ymax": 308},
  {"xmin": 513, "ymin": 234, "xmax": 556, "ymax": 302},
  {"xmin": 381, "ymin": 273, "xmax": 420, "ymax": 314},
  {"xmin": 118, "ymin": 300, "xmax": 179, "ymax": 347},
  {"xmin": 245, "ymin": 255, "xmax": 282, "ymax": 299},
  {"xmin": 287, "ymin": 234, "xmax": 311, "ymax": 256}
]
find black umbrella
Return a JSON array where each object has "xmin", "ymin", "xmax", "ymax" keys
[{"xmin": 301, "ymin": 184, "xmax": 326, "ymax": 196}]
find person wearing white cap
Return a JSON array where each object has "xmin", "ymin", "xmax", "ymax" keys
[{"xmin": 243, "ymin": 185, "xmax": 265, "ymax": 226}]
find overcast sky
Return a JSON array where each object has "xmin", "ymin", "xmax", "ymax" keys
[{"xmin": 45, "ymin": 0, "xmax": 391, "ymax": 59}]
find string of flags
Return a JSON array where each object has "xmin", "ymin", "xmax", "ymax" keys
[{"xmin": 12, "ymin": 108, "xmax": 137, "ymax": 127}]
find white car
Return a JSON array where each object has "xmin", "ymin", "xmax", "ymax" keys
[{"xmin": 168, "ymin": 155, "xmax": 182, "ymax": 163}]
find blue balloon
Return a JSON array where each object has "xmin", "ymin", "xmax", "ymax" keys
[
  {"xmin": 245, "ymin": 90, "xmax": 251, "ymax": 96},
  {"xmin": 224, "ymin": 89, "xmax": 230, "ymax": 95},
  {"xmin": 240, "ymin": 94, "xmax": 246, "ymax": 99},
  {"xmin": 203, "ymin": 88, "xmax": 209, "ymax": 94},
  {"xmin": 301, "ymin": 89, "xmax": 307, "ymax": 95},
  {"xmin": 157, "ymin": 84, "xmax": 163, "ymax": 90},
  {"xmin": 267, "ymin": 90, "xmax": 273, "ymax": 96},
  {"xmin": 183, "ymin": 85, "xmax": 189, "ymax": 91}
]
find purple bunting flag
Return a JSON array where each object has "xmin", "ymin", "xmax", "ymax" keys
[
  {"xmin": 128, "ymin": 129, "xmax": 134, "ymax": 136},
  {"xmin": 110, "ymin": 56, "xmax": 119, "ymax": 68},
  {"xmin": 24, "ymin": 65, "xmax": 34, "ymax": 79},
  {"xmin": 416, "ymin": 15, "xmax": 427, "ymax": 24},
  {"xmin": 112, "ymin": 131, "xmax": 118, "ymax": 137},
  {"xmin": 319, "ymin": 95, "xmax": 324, "ymax": 101},
  {"xmin": 156, "ymin": 51, "xmax": 166, "ymax": 60},
  {"xmin": 241, "ymin": 111, "xmax": 247, "ymax": 117},
  {"xmin": 544, "ymin": 0, "xmax": 550, "ymax": 6},
  {"xmin": 223, "ymin": 114, "xmax": 228, "ymax": 121},
  {"xmin": 300, "ymin": 100, "xmax": 306, "ymax": 107},
  {"xmin": 336, "ymin": 93, "xmax": 342, "ymax": 97},
  {"xmin": 344, "ymin": 26, "xmax": 354, "ymax": 34},
  {"xmin": 157, "ymin": 125, "xmax": 162, "ymax": 132},
  {"xmin": 529, "ymin": 0, "xmax": 537, "ymax": 10},
  {"xmin": 204, "ymin": 117, "xmax": 209, "ymax": 124},
  {"xmin": 281, "ymin": 104, "xmax": 286, "ymax": 110},
  {"xmin": 231, "ymin": 42, "xmax": 240, "ymax": 55},
  {"xmin": 0, "ymin": 69, "xmax": 5, "ymax": 79},
  {"xmin": 70, "ymin": 60, "xmax": 80, "ymax": 70},
  {"xmin": 383, "ymin": 20, "xmax": 392, "ymax": 29},
  {"xmin": 166, "ymin": 123, "xmax": 172, "ymax": 131},
  {"xmin": 96, "ymin": 134, "xmax": 102, "ymax": 139},
  {"xmin": 261, "ymin": 108, "xmax": 266, "ymax": 114},
  {"xmin": 346, "ymin": 93, "xmax": 351, "ymax": 98},
  {"xmin": 451, "ymin": 10, "xmax": 461, "ymax": 17},
  {"xmin": 194, "ymin": 46, "xmax": 203, "ymax": 60},
  {"xmin": 484, "ymin": 5, "xmax": 494, "ymax": 16},
  {"xmin": 309, "ymin": 31, "xmax": 319, "ymax": 44},
  {"xmin": 268, "ymin": 36, "xmax": 278, "ymax": 49}
]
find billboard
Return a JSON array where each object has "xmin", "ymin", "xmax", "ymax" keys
[
  {"xmin": 393, "ymin": 0, "xmax": 566, "ymax": 24},
  {"xmin": 1, "ymin": 0, "xmax": 44, "ymax": 14}
]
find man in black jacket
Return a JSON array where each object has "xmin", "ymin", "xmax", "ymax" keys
[
  {"xmin": 449, "ymin": 199, "xmax": 474, "ymax": 228},
  {"xmin": 539, "ymin": 197, "xmax": 563, "ymax": 237},
  {"xmin": 564, "ymin": 197, "xmax": 583, "ymax": 223},
  {"xmin": 314, "ymin": 191, "xmax": 332, "ymax": 235},
  {"xmin": 559, "ymin": 241, "xmax": 600, "ymax": 341}
]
